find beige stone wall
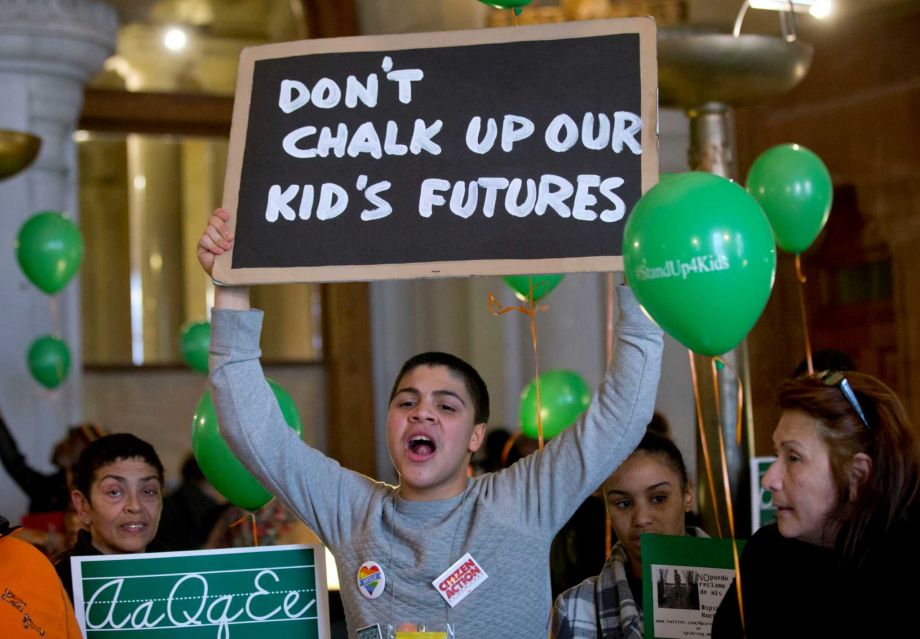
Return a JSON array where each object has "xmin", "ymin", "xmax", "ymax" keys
[{"xmin": 82, "ymin": 363, "xmax": 327, "ymax": 489}]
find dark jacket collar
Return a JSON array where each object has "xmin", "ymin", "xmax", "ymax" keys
[{"xmin": 0, "ymin": 515, "xmax": 20, "ymax": 538}]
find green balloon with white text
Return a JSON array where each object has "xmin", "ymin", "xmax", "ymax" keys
[{"xmin": 623, "ymin": 172, "xmax": 776, "ymax": 356}]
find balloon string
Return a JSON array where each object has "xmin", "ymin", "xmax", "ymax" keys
[
  {"xmin": 605, "ymin": 274, "xmax": 615, "ymax": 366},
  {"xmin": 49, "ymin": 297, "xmax": 60, "ymax": 338},
  {"xmin": 499, "ymin": 432, "xmax": 519, "ymax": 467},
  {"xmin": 486, "ymin": 294, "xmax": 548, "ymax": 319},
  {"xmin": 711, "ymin": 356, "xmax": 746, "ymax": 633},
  {"xmin": 528, "ymin": 278, "xmax": 544, "ymax": 449},
  {"xmin": 49, "ymin": 296, "xmax": 64, "ymax": 427},
  {"xmin": 488, "ymin": 281, "xmax": 547, "ymax": 449},
  {"xmin": 795, "ymin": 254, "xmax": 814, "ymax": 376},
  {"xmin": 605, "ymin": 515, "xmax": 612, "ymax": 561},
  {"xmin": 688, "ymin": 350, "xmax": 723, "ymax": 538},
  {"xmin": 713, "ymin": 356, "xmax": 745, "ymax": 448},
  {"xmin": 229, "ymin": 512, "xmax": 260, "ymax": 546},
  {"xmin": 711, "ymin": 372, "xmax": 737, "ymax": 541},
  {"xmin": 731, "ymin": 535, "xmax": 746, "ymax": 636},
  {"xmin": 710, "ymin": 358, "xmax": 722, "ymax": 427},
  {"xmin": 605, "ymin": 273, "xmax": 615, "ymax": 558},
  {"xmin": 45, "ymin": 386, "xmax": 66, "ymax": 436}
]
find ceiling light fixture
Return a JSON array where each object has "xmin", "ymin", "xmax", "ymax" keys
[{"xmin": 163, "ymin": 27, "xmax": 188, "ymax": 52}]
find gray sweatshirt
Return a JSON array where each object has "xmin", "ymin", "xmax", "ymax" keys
[{"xmin": 210, "ymin": 286, "xmax": 663, "ymax": 637}]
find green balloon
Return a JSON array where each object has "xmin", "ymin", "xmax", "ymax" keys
[
  {"xmin": 658, "ymin": 172, "xmax": 681, "ymax": 183},
  {"xmin": 480, "ymin": 0, "xmax": 533, "ymax": 8},
  {"xmin": 180, "ymin": 320, "xmax": 211, "ymax": 374},
  {"xmin": 746, "ymin": 144, "xmax": 833, "ymax": 253},
  {"xmin": 503, "ymin": 274, "xmax": 564, "ymax": 303},
  {"xmin": 192, "ymin": 379, "xmax": 303, "ymax": 511},
  {"xmin": 623, "ymin": 172, "xmax": 776, "ymax": 357},
  {"xmin": 27, "ymin": 335, "xmax": 71, "ymax": 389},
  {"xmin": 15, "ymin": 211, "xmax": 84, "ymax": 294},
  {"xmin": 519, "ymin": 370, "xmax": 591, "ymax": 439}
]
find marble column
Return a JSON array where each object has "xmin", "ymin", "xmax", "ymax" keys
[
  {"xmin": 0, "ymin": 0, "xmax": 116, "ymax": 519},
  {"xmin": 686, "ymin": 102, "xmax": 753, "ymax": 537}
]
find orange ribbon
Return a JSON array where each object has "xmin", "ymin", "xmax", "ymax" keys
[
  {"xmin": 710, "ymin": 357, "xmax": 745, "ymax": 449},
  {"xmin": 499, "ymin": 432, "xmax": 518, "ymax": 468},
  {"xmin": 710, "ymin": 355, "xmax": 746, "ymax": 636},
  {"xmin": 488, "ymin": 279, "xmax": 549, "ymax": 449},
  {"xmin": 795, "ymin": 254, "xmax": 814, "ymax": 376},
  {"xmin": 605, "ymin": 273, "xmax": 615, "ymax": 558},
  {"xmin": 230, "ymin": 511, "xmax": 260, "ymax": 546},
  {"xmin": 690, "ymin": 351, "xmax": 746, "ymax": 630},
  {"xmin": 688, "ymin": 351, "xmax": 723, "ymax": 539}
]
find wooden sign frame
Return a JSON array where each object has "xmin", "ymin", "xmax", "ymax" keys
[{"xmin": 214, "ymin": 18, "xmax": 658, "ymax": 284}]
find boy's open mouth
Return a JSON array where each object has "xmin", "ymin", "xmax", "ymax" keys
[{"xmin": 409, "ymin": 435, "xmax": 436, "ymax": 456}]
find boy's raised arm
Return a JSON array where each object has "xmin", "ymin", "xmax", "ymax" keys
[{"xmin": 195, "ymin": 208, "xmax": 366, "ymax": 543}]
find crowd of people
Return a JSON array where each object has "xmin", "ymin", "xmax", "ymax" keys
[{"xmin": 0, "ymin": 208, "xmax": 917, "ymax": 637}]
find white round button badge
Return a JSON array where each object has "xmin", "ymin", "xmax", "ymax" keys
[{"xmin": 357, "ymin": 560, "xmax": 386, "ymax": 599}]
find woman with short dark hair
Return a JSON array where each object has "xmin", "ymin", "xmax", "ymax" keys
[{"xmin": 53, "ymin": 433, "xmax": 167, "ymax": 601}]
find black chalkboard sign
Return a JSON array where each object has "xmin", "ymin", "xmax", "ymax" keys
[{"xmin": 215, "ymin": 18, "xmax": 657, "ymax": 285}]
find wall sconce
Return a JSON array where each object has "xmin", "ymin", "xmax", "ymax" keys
[{"xmin": 0, "ymin": 130, "xmax": 41, "ymax": 180}]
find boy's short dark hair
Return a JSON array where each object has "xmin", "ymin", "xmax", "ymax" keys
[
  {"xmin": 389, "ymin": 352, "xmax": 490, "ymax": 425},
  {"xmin": 71, "ymin": 433, "xmax": 165, "ymax": 496}
]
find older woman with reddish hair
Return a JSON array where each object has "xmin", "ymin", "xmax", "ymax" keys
[{"xmin": 713, "ymin": 370, "xmax": 920, "ymax": 637}]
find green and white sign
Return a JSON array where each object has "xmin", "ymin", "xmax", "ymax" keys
[
  {"xmin": 642, "ymin": 534, "xmax": 743, "ymax": 639},
  {"xmin": 751, "ymin": 456, "xmax": 777, "ymax": 532},
  {"xmin": 72, "ymin": 544, "xmax": 330, "ymax": 639}
]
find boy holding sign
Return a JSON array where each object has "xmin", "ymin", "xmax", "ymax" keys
[{"xmin": 197, "ymin": 208, "xmax": 662, "ymax": 636}]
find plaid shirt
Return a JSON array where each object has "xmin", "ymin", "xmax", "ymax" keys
[{"xmin": 552, "ymin": 528, "xmax": 706, "ymax": 639}]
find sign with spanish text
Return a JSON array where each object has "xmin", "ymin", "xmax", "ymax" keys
[
  {"xmin": 72, "ymin": 544, "xmax": 330, "ymax": 639},
  {"xmin": 215, "ymin": 18, "xmax": 657, "ymax": 284},
  {"xmin": 642, "ymin": 534, "xmax": 743, "ymax": 639}
]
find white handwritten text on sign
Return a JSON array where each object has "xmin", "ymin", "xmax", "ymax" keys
[
  {"xmin": 267, "ymin": 55, "xmax": 640, "ymax": 224},
  {"xmin": 73, "ymin": 545, "xmax": 329, "ymax": 639}
]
